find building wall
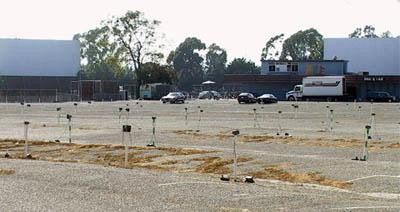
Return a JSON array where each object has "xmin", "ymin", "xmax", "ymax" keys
[
  {"xmin": 324, "ymin": 38, "xmax": 400, "ymax": 75},
  {"xmin": 71, "ymin": 80, "xmax": 121, "ymax": 101},
  {"xmin": 224, "ymin": 74, "xmax": 400, "ymax": 101},
  {"xmin": 224, "ymin": 75, "xmax": 302, "ymax": 100},
  {"xmin": 261, "ymin": 60, "xmax": 347, "ymax": 76},
  {"xmin": 0, "ymin": 76, "xmax": 76, "ymax": 102},
  {"xmin": 0, "ymin": 39, "xmax": 80, "ymax": 77}
]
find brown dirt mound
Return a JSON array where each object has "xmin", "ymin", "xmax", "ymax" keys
[
  {"xmin": 0, "ymin": 168, "xmax": 15, "ymax": 175},
  {"xmin": 193, "ymin": 156, "xmax": 253, "ymax": 174},
  {"xmin": 387, "ymin": 143, "xmax": 400, "ymax": 149},
  {"xmin": 248, "ymin": 166, "xmax": 351, "ymax": 189},
  {"xmin": 160, "ymin": 160, "xmax": 179, "ymax": 165},
  {"xmin": 158, "ymin": 147, "xmax": 215, "ymax": 155}
]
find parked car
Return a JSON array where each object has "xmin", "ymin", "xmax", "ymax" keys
[
  {"xmin": 237, "ymin": 93, "xmax": 257, "ymax": 104},
  {"xmin": 198, "ymin": 91, "xmax": 212, "ymax": 99},
  {"xmin": 198, "ymin": 90, "xmax": 222, "ymax": 100},
  {"xmin": 210, "ymin": 91, "xmax": 222, "ymax": 100},
  {"xmin": 161, "ymin": 92, "xmax": 185, "ymax": 104},
  {"xmin": 366, "ymin": 91, "xmax": 396, "ymax": 102},
  {"xmin": 257, "ymin": 94, "xmax": 278, "ymax": 104}
]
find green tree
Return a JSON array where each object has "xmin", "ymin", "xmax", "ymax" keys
[
  {"xmin": 349, "ymin": 25, "xmax": 379, "ymax": 38},
  {"xmin": 380, "ymin": 30, "xmax": 393, "ymax": 38},
  {"xmin": 348, "ymin": 27, "xmax": 362, "ymax": 38},
  {"xmin": 226, "ymin": 58, "xmax": 260, "ymax": 74},
  {"xmin": 280, "ymin": 28, "xmax": 323, "ymax": 60},
  {"xmin": 138, "ymin": 62, "xmax": 177, "ymax": 85},
  {"xmin": 73, "ymin": 27, "xmax": 125, "ymax": 80},
  {"xmin": 261, "ymin": 33, "xmax": 284, "ymax": 60},
  {"xmin": 205, "ymin": 43, "xmax": 227, "ymax": 87},
  {"xmin": 107, "ymin": 10, "xmax": 164, "ymax": 94},
  {"xmin": 168, "ymin": 37, "xmax": 206, "ymax": 90}
]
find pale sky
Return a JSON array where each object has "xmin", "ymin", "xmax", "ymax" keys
[{"xmin": 0, "ymin": 0, "xmax": 399, "ymax": 65}]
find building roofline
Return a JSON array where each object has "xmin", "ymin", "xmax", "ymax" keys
[{"xmin": 260, "ymin": 59, "xmax": 348, "ymax": 63}]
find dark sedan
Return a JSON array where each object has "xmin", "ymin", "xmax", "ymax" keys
[
  {"xmin": 366, "ymin": 91, "xmax": 396, "ymax": 102},
  {"xmin": 161, "ymin": 92, "xmax": 185, "ymax": 104},
  {"xmin": 257, "ymin": 94, "xmax": 278, "ymax": 104},
  {"xmin": 237, "ymin": 93, "xmax": 257, "ymax": 104}
]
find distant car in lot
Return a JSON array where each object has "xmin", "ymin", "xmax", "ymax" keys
[
  {"xmin": 198, "ymin": 90, "xmax": 222, "ymax": 100},
  {"xmin": 366, "ymin": 91, "xmax": 396, "ymax": 102},
  {"xmin": 237, "ymin": 93, "xmax": 257, "ymax": 104},
  {"xmin": 257, "ymin": 94, "xmax": 278, "ymax": 104},
  {"xmin": 161, "ymin": 92, "xmax": 185, "ymax": 104}
]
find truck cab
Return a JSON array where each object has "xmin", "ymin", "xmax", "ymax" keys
[{"xmin": 286, "ymin": 85, "xmax": 303, "ymax": 101}]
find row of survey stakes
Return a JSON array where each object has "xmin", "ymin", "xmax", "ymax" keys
[
  {"xmin": 13, "ymin": 101, "xmax": 154, "ymax": 159},
  {"xmin": 12, "ymin": 101, "xmax": 253, "ymax": 183},
  {"xmin": 8, "ymin": 100, "xmax": 399, "ymax": 183}
]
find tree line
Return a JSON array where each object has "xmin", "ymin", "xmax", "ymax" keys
[{"xmin": 74, "ymin": 11, "xmax": 398, "ymax": 92}]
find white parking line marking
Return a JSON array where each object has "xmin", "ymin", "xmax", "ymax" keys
[
  {"xmin": 158, "ymin": 181, "xmax": 230, "ymax": 187},
  {"xmin": 331, "ymin": 206, "xmax": 400, "ymax": 210},
  {"xmin": 347, "ymin": 175, "xmax": 400, "ymax": 182}
]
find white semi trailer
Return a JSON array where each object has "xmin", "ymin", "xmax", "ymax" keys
[{"xmin": 286, "ymin": 76, "xmax": 349, "ymax": 101}]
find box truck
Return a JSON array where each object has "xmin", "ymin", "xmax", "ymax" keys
[{"xmin": 286, "ymin": 76, "xmax": 350, "ymax": 101}]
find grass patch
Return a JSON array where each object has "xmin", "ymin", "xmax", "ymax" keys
[
  {"xmin": 387, "ymin": 143, "xmax": 400, "ymax": 149},
  {"xmin": 158, "ymin": 147, "xmax": 215, "ymax": 155},
  {"xmin": 160, "ymin": 160, "xmax": 179, "ymax": 165},
  {"xmin": 193, "ymin": 156, "xmax": 253, "ymax": 174},
  {"xmin": 247, "ymin": 165, "xmax": 351, "ymax": 189},
  {"xmin": 0, "ymin": 168, "xmax": 15, "ymax": 175}
]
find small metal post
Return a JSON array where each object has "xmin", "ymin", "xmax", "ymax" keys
[
  {"xmin": 260, "ymin": 106, "xmax": 265, "ymax": 123},
  {"xmin": 118, "ymin": 107, "xmax": 123, "ymax": 123},
  {"xmin": 277, "ymin": 111, "xmax": 282, "ymax": 135},
  {"xmin": 362, "ymin": 125, "xmax": 372, "ymax": 161},
  {"xmin": 329, "ymin": 109, "xmax": 334, "ymax": 132},
  {"xmin": 139, "ymin": 104, "xmax": 143, "ymax": 120},
  {"xmin": 184, "ymin": 107, "xmax": 188, "ymax": 130},
  {"xmin": 73, "ymin": 103, "xmax": 78, "ymax": 113},
  {"xmin": 122, "ymin": 125, "xmax": 132, "ymax": 167},
  {"xmin": 232, "ymin": 130, "xmax": 240, "ymax": 182},
  {"xmin": 24, "ymin": 121, "xmax": 30, "ymax": 155},
  {"xmin": 66, "ymin": 114, "xmax": 72, "ymax": 143},
  {"xmin": 253, "ymin": 108, "xmax": 257, "ymax": 128},
  {"xmin": 292, "ymin": 104, "xmax": 299, "ymax": 119},
  {"xmin": 125, "ymin": 108, "xmax": 130, "ymax": 124},
  {"xmin": 358, "ymin": 105, "xmax": 362, "ymax": 120},
  {"xmin": 197, "ymin": 107, "xmax": 203, "ymax": 132},
  {"xmin": 370, "ymin": 101, "xmax": 374, "ymax": 115},
  {"xmin": 56, "ymin": 107, "xmax": 61, "ymax": 124},
  {"xmin": 370, "ymin": 113, "xmax": 377, "ymax": 140},
  {"xmin": 397, "ymin": 122, "xmax": 400, "ymax": 137},
  {"xmin": 147, "ymin": 116, "xmax": 157, "ymax": 147},
  {"xmin": 20, "ymin": 102, "xmax": 25, "ymax": 117},
  {"xmin": 353, "ymin": 99, "xmax": 357, "ymax": 110}
]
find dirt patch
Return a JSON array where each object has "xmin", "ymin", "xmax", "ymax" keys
[
  {"xmin": 169, "ymin": 130, "xmax": 232, "ymax": 141},
  {"xmin": 95, "ymin": 152, "xmax": 161, "ymax": 165},
  {"xmin": 240, "ymin": 135, "xmax": 276, "ymax": 143},
  {"xmin": 160, "ymin": 160, "xmax": 179, "ymax": 165},
  {"xmin": 170, "ymin": 131, "xmax": 389, "ymax": 150},
  {"xmin": 193, "ymin": 156, "xmax": 253, "ymax": 174},
  {"xmin": 0, "ymin": 139, "xmax": 215, "ymax": 173},
  {"xmin": 387, "ymin": 143, "xmax": 400, "ymax": 149},
  {"xmin": 0, "ymin": 139, "xmax": 353, "ymax": 188},
  {"xmin": 0, "ymin": 168, "xmax": 15, "ymax": 175},
  {"xmin": 158, "ymin": 147, "xmax": 215, "ymax": 155},
  {"xmin": 247, "ymin": 165, "xmax": 351, "ymax": 189}
]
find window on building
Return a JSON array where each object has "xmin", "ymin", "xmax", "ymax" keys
[
  {"xmin": 269, "ymin": 65, "xmax": 275, "ymax": 72},
  {"xmin": 291, "ymin": 64, "xmax": 299, "ymax": 72}
]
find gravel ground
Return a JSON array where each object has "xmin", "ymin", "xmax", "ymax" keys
[
  {"xmin": 0, "ymin": 100, "xmax": 399, "ymax": 211},
  {"xmin": 1, "ymin": 159, "xmax": 400, "ymax": 211}
]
